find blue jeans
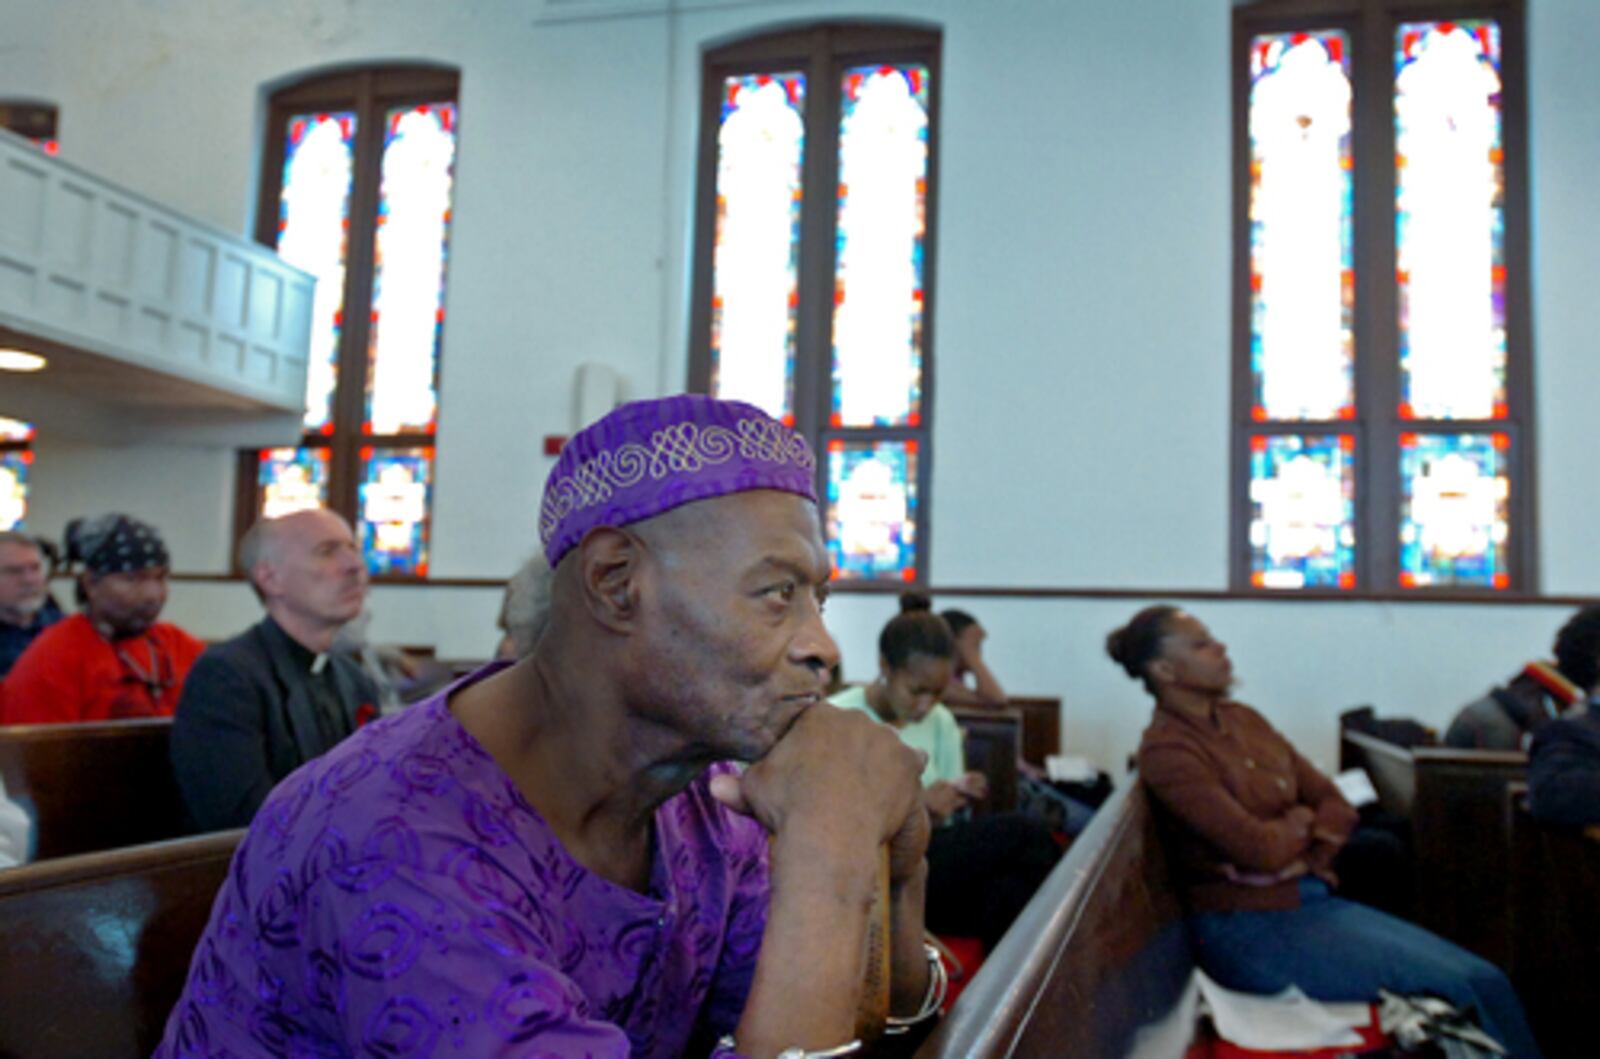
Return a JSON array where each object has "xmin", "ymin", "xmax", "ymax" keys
[{"xmin": 1189, "ymin": 879, "xmax": 1542, "ymax": 1058}]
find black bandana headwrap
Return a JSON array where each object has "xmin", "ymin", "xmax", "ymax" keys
[{"xmin": 65, "ymin": 513, "xmax": 170, "ymax": 575}]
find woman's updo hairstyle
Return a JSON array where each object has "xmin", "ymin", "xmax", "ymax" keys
[
  {"xmin": 880, "ymin": 596, "xmax": 955, "ymax": 672},
  {"xmin": 1106, "ymin": 605, "xmax": 1180, "ymax": 689},
  {"xmin": 898, "ymin": 590, "xmax": 979, "ymax": 638},
  {"xmin": 899, "ymin": 591, "xmax": 933, "ymax": 614}
]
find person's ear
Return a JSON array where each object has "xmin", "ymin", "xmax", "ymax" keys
[
  {"xmin": 574, "ymin": 527, "xmax": 644, "ymax": 633},
  {"xmin": 253, "ymin": 561, "xmax": 279, "ymax": 599},
  {"xmin": 1147, "ymin": 656, "xmax": 1175, "ymax": 685},
  {"xmin": 877, "ymin": 653, "xmax": 892, "ymax": 681}
]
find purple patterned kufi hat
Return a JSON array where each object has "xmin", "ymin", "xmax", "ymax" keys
[{"xmin": 539, "ymin": 394, "xmax": 818, "ymax": 568}]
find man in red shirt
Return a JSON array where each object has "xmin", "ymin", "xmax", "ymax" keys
[{"xmin": 0, "ymin": 514, "xmax": 204, "ymax": 724}]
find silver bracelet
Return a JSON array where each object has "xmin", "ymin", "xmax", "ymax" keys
[
  {"xmin": 883, "ymin": 942, "xmax": 948, "ymax": 1035},
  {"xmin": 715, "ymin": 1034, "xmax": 862, "ymax": 1058}
]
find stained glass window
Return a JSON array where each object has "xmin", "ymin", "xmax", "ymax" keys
[
  {"xmin": 258, "ymin": 447, "xmax": 331, "ymax": 519},
  {"xmin": 1247, "ymin": 31, "xmax": 1354, "ymax": 422},
  {"xmin": 1234, "ymin": 5, "xmax": 1528, "ymax": 595},
  {"xmin": 1248, "ymin": 434, "xmax": 1357, "ymax": 589},
  {"xmin": 1395, "ymin": 21, "xmax": 1505, "ymax": 421},
  {"xmin": 251, "ymin": 68, "xmax": 458, "ymax": 578},
  {"xmin": 277, "ymin": 112, "xmax": 357, "ymax": 433},
  {"xmin": 359, "ymin": 447, "xmax": 432, "ymax": 577},
  {"xmin": 0, "ymin": 418, "xmax": 34, "ymax": 442},
  {"xmin": 1399, "ymin": 432, "xmax": 1510, "ymax": 589},
  {"xmin": 366, "ymin": 103, "xmax": 456, "ymax": 436},
  {"xmin": 709, "ymin": 73, "xmax": 806, "ymax": 423},
  {"xmin": 826, "ymin": 439, "xmax": 918, "ymax": 582},
  {"xmin": 832, "ymin": 64, "xmax": 929, "ymax": 429},
  {"xmin": 0, "ymin": 451, "xmax": 29, "ymax": 531},
  {"xmin": 694, "ymin": 28, "xmax": 940, "ymax": 585}
]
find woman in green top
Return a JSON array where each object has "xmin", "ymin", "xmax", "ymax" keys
[{"xmin": 830, "ymin": 604, "xmax": 1061, "ymax": 951}]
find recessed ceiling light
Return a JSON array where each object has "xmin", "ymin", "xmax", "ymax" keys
[{"xmin": 0, "ymin": 349, "xmax": 47, "ymax": 372}]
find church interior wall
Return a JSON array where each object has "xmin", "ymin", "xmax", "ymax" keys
[{"xmin": 4, "ymin": 0, "xmax": 1599, "ymax": 771}]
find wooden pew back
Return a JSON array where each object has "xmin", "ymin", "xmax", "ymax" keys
[
  {"xmin": 1003, "ymin": 696, "xmax": 1061, "ymax": 768},
  {"xmin": 0, "ymin": 717, "xmax": 189, "ymax": 860},
  {"xmin": 951, "ymin": 706, "xmax": 1022, "ymax": 815},
  {"xmin": 918, "ymin": 778, "xmax": 1194, "ymax": 1057},
  {"xmin": 1411, "ymin": 746, "xmax": 1525, "ymax": 969},
  {"xmin": 1341, "ymin": 725, "xmax": 1528, "ymax": 968},
  {"xmin": 1507, "ymin": 790, "xmax": 1600, "ymax": 1059},
  {"xmin": 0, "ymin": 829, "xmax": 243, "ymax": 1058}
]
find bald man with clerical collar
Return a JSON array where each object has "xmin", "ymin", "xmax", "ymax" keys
[
  {"xmin": 158, "ymin": 395, "xmax": 939, "ymax": 1059},
  {"xmin": 0, "ymin": 513, "xmax": 204, "ymax": 724},
  {"xmin": 170, "ymin": 508, "xmax": 381, "ymax": 831}
]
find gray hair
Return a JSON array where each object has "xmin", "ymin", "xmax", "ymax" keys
[
  {"xmin": 499, "ymin": 554, "xmax": 553, "ymax": 658},
  {"xmin": 237, "ymin": 518, "xmax": 289, "ymax": 600},
  {"xmin": 0, "ymin": 530, "xmax": 44, "ymax": 556}
]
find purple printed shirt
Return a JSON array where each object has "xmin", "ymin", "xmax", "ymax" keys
[{"xmin": 156, "ymin": 665, "xmax": 770, "ymax": 1058}]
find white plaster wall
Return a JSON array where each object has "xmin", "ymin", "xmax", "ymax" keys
[{"xmin": 6, "ymin": 0, "xmax": 1600, "ymax": 778}]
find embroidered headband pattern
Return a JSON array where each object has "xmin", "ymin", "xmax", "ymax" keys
[{"xmin": 537, "ymin": 396, "xmax": 818, "ymax": 567}]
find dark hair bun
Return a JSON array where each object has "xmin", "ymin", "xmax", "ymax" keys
[
  {"xmin": 1105, "ymin": 605, "xmax": 1180, "ymax": 683},
  {"xmin": 899, "ymin": 591, "xmax": 933, "ymax": 614}
]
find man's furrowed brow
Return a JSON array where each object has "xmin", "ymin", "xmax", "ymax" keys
[{"xmin": 749, "ymin": 555, "xmax": 827, "ymax": 585}]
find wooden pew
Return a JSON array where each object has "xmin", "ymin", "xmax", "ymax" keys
[
  {"xmin": 1339, "ymin": 727, "xmax": 1526, "ymax": 968},
  {"xmin": 1507, "ymin": 787, "xmax": 1600, "ymax": 1059},
  {"xmin": 0, "ymin": 717, "xmax": 189, "ymax": 860},
  {"xmin": 951, "ymin": 706, "xmax": 1022, "ymax": 815},
  {"xmin": 0, "ymin": 829, "xmax": 243, "ymax": 1058},
  {"xmin": 917, "ymin": 777, "xmax": 1195, "ymax": 1057},
  {"xmin": 1005, "ymin": 696, "xmax": 1061, "ymax": 768},
  {"xmin": 1410, "ymin": 745, "xmax": 1525, "ymax": 969}
]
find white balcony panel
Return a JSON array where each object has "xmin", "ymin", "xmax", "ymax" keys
[{"xmin": 0, "ymin": 130, "xmax": 311, "ymax": 446}]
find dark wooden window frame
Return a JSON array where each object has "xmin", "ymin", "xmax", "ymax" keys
[
  {"xmin": 236, "ymin": 65, "xmax": 459, "ymax": 579},
  {"xmin": 0, "ymin": 100, "xmax": 58, "ymax": 151},
  {"xmin": 1230, "ymin": 0, "xmax": 1534, "ymax": 598},
  {"xmin": 1, "ymin": 101, "xmax": 59, "ymax": 527},
  {"xmin": 687, "ymin": 23, "xmax": 942, "ymax": 591}
]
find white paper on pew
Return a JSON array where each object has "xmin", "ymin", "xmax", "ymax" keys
[
  {"xmin": 1126, "ymin": 971, "xmax": 1204, "ymax": 1059},
  {"xmin": 1045, "ymin": 754, "xmax": 1098, "ymax": 784},
  {"xmin": 1334, "ymin": 767, "xmax": 1380, "ymax": 808},
  {"xmin": 1196, "ymin": 970, "xmax": 1368, "ymax": 1051},
  {"xmin": 0, "ymin": 775, "xmax": 33, "ymax": 868}
]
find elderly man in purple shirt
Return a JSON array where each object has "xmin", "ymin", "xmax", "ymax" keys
[{"xmin": 158, "ymin": 396, "xmax": 937, "ymax": 1059}]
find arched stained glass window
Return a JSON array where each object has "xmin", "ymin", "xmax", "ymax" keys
[
  {"xmin": 1233, "ymin": 1, "xmax": 1530, "ymax": 595},
  {"xmin": 1395, "ymin": 21, "xmax": 1506, "ymax": 422},
  {"xmin": 692, "ymin": 25, "xmax": 941, "ymax": 585},
  {"xmin": 366, "ymin": 104, "xmax": 455, "ymax": 437},
  {"xmin": 277, "ymin": 111, "xmax": 356, "ymax": 435},
  {"xmin": 710, "ymin": 73, "xmax": 806, "ymax": 423},
  {"xmin": 832, "ymin": 64, "xmax": 929, "ymax": 430},
  {"xmin": 244, "ymin": 67, "xmax": 458, "ymax": 579},
  {"xmin": 1248, "ymin": 32, "xmax": 1354, "ymax": 423}
]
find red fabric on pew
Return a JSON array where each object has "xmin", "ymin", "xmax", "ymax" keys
[
  {"xmin": 1183, "ymin": 1004, "xmax": 1391, "ymax": 1058},
  {"xmin": 933, "ymin": 935, "xmax": 985, "ymax": 1011}
]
